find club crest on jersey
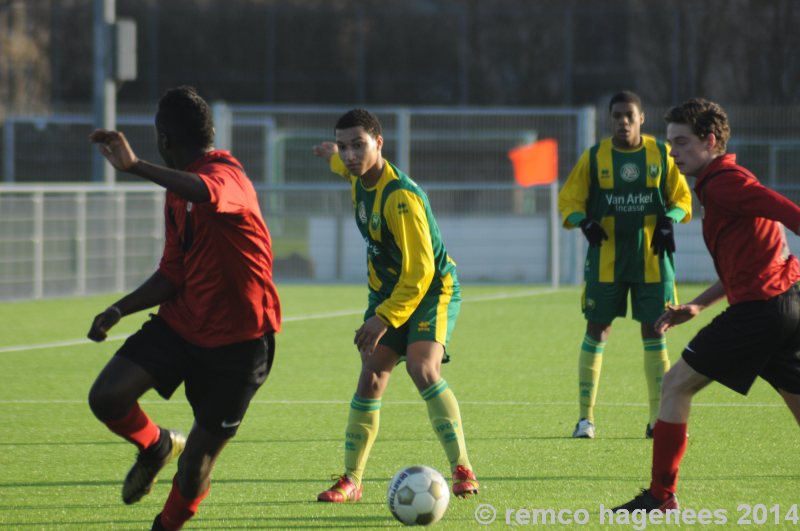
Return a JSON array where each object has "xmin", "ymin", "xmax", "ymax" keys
[
  {"xmin": 358, "ymin": 202, "xmax": 367, "ymax": 224},
  {"xmin": 620, "ymin": 163, "xmax": 640, "ymax": 182},
  {"xmin": 648, "ymin": 164, "xmax": 660, "ymax": 178},
  {"xmin": 370, "ymin": 212, "xmax": 381, "ymax": 231}
]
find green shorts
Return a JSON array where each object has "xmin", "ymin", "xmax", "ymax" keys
[
  {"xmin": 366, "ymin": 284, "xmax": 461, "ymax": 360},
  {"xmin": 582, "ymin": 280, "xmax": 677, "ymax": 326}
]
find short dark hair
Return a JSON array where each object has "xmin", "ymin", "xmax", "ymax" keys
[
  {"xmin": 335, "ymin": 108, "xmax": 382, "ymax": 138},
  {"xmin": 608, "ymin": 90, "xmax": 642, "ymax": 112},
  {"xmin": 156, "ymin": 86, "xmax": 214, "ymax": 149},
  {"xmin": 664, "ymin": 98, "xmax": 731, "ymax": 154}
]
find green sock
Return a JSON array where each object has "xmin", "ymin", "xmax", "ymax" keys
[
  {"xmin": 422, "ymin": 379, "xmax": 471, "ymax": 471},
  {"xmin": 578, "ymin": 335, "xmax": 605, "ymax": 422},
  {"xmin": 643, "ymin": 337, "xmax": 670, "ymax": 427},
  {"xmin": 344, "ymin": 395, "xmax": 381, "ymax": 486}
]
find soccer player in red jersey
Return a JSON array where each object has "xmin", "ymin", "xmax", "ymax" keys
[
  {"xmin": 87, "ymin": 86, "xmax": 281, "ymax": 530},
  {"xmin": 613, "ymin": 98, "xmax": 800, "ymax": 512}
]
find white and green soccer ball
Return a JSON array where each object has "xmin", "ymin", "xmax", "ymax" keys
[{"xmin": 387, "ymin": 465, "xmax": 450, "ymax": 526}]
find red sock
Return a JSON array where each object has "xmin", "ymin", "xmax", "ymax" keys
[
  {"xmin": 103, "ymin": 403, "xmax": 161, "ymax": 451},
  {"xmin": 159, "ymin": 476, "xmax": 210, "ymax": 531},
  {"xmin": 649, "ymin": 420, "xmax": 688, "ymax": 500}
]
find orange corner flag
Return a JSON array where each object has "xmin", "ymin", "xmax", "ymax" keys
[{"xmin": 508, "ymin": 138, "xmax": 558, "ymax": 187}]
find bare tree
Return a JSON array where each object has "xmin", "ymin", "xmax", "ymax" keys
[{"xmin": 0, "ymin": 1, "xmax": 51, "ymax": 120}]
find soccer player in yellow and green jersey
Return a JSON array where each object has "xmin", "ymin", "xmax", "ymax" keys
[
  {"xmin": 312, "ymin": 109, "xmax": 478, "ymax": 503},
  {"xmin": 558, "ymin": 91, "xmax": 692, "ymax": 439}
]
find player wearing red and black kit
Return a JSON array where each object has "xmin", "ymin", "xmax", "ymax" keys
[
  {"xmin": 612, "ymin": 98, "xmax": 800, "ymax": 514},
  {"xmin": 685, "ymin": 153, "xmax": 800, "ymax": 394},
  {"xmin": 158, "ymin": 149, "xmax": 280, "ymax": 347},
  {"xmin": 87, "ymin": 86, "xmax": 280, "ymax": 531},
  {"xmin": 119, "ymin": 149, "xmax": 282, "ymax": 428}
]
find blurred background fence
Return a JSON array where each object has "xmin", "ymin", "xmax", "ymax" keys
[
  {"xmin": 3, "ymin": 104, "xmax": 800, "ymax": 300},
  {"xmin": 1, "ymin": 105, "xmax": 596, "ymax": 299}
]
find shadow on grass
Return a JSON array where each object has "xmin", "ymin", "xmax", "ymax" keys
[
  {"xmin": 0, "ymin": 440, "xmax": 125, "ymax": 447},
  {"xmin": 0, "ymin": 519, "xmax": 147, "ymax": 528},
  {"xmin": 0, "ymin": 507, "xmax": 397, "ymax": 529},
  {"xmin": 0, "ymin": 434, "xmax": 665, "ymax": 448},
  {"xmin": 4, "ymin": 472, "xmax": 799, "ymax": 492},
  {"xmin": 192, "ymin": 515, "xmax": 397, "ymax": 529}
]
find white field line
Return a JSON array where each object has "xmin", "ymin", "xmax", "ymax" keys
[
  {"xmin": 0, "ymin": 287, "xmax": 564, "ymax": 354},
  {"xmin": 0, "ymin": 398, "xmax": 786, "ymax": 408}
]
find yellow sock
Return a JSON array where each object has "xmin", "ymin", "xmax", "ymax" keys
[
  {"xmin": 579, "ymin": 335, "xmax": 605, "ymax": 422},
  {"xmin": 422, "ymin": 379, "xmax": 471, "ymax": 471},
  {"xmin": 643, "ymin": 337, "xmax": 670, "ymax": 427},
  {"xmin": 344, "ymin": 395, "xmax": 380, "ymax": 486}
]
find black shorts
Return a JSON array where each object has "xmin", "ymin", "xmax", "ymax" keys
[
  {"xmin": 116, "ymin": 315, "xmax": 275, "ymax": 437},
  {"xmin": 683, "ymin": 284, "xmax": 800, "ymax": 395}
]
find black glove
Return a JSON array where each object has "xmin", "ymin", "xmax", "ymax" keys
[
  {"xmin": 651, "ymin": 216, "xmax": 676, "ymax": 258},
  {"xmin": 87, "ymin": 306, "xmax": 122, "ymax": 342},
  {"xmin": 579, "ymin": 218, "xmax": 608, "ymax": 247}
]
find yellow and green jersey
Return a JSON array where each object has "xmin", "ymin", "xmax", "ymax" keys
[
  {"xmin": 558, "ymin": 135, "xmax": 692, "ymax": 284},
  {"xmin": 330, "ymin": 154, "xmax": 458, "ymax": 328}
]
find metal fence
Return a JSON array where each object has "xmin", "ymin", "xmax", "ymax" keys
[
  {"xmin": 0, "ymin": 105, "xmax": 595, "ymax": 300},
  {"xmin": 4, "ymin": 104, "xmax": 800, "ymax": 300}
]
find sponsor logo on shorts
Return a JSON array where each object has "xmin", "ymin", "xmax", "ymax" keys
[
  {"xmin": 221, "ymin": 419, "xmax": 241, "ymax": 429},
  {"xmin": 417, "ymin": 321, "xmax": 431, "ymax": 332}
]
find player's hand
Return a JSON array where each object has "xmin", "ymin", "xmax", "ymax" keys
[
  {"xmin": 89, "ymin": 129, "xmax": 139, "ymax": 172},
  {"xmin": 579, "ymin": 218, "xmax": 608, "ymax": 247},
  {"xmin": 651, "ymin": 216, "xmax": 676, "ymax": 258},
  {"xmin": 87, "ymin": 306, "xmax": 122, "ymax": 342},
  {"xmin": 312, "ymin": 142, "xmax": 338, "ymax": 162},
  {"xmin": 654, "ymin": 303, "xmax": 701, "ymax": 333},
  {"xmin": 354, "ymin": 315, "xmax": 388, "ymax": 356}
]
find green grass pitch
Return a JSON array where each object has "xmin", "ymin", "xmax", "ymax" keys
[{"xmin": 1, "ymin": 284, "xmax": 798, "ymax": 529}]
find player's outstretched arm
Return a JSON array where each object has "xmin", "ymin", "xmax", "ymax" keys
[
  {"xmin": 89, "ymin": 129, "xmax": 138, "ymax": 171},
  {"xmin": 312, "ymin": 141, "xmax": 338, "ymax": 162},
  {"xmin": 89, "ymin": 129, "xmax": 210, "ymax": 203}
]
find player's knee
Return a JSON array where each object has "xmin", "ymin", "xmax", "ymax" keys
[
  {"xmin": 87, "ymin": 381, "xmax": 125, "ymax": 420},
  {"xmin": 661, "ymin": 366, "xmax": 692, "ymax": 400},
  {"xmin": 357, "ymin": 375, "xmax": 387, "ymax": 398},
  {"xmin": 358, "ymin": 365, "xmax": 390, "ymax": 392},
  {"xmin": 406, "ymin": 361, "xmax": 439, "ymax": 390}
]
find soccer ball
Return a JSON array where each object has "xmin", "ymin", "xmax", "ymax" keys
[{"xmin": 387, "ymin": 465, "xmax": 450, "ymax": 526}]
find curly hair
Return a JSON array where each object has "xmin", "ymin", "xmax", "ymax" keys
[
  {"xmin": 608, "ymin": 90, "xmax": 642, "ymax": 112},
  {"xmin": 156, "ymin": 86, "xmax": 215, "ymax": 149},
  {"xmin": 664, "ymin": 98, "xmax": 731, "ymax": 153},
  {"xmin": 335, "ymin": 108, "xmax": 382, "ymax": 138}
]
